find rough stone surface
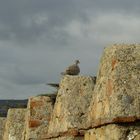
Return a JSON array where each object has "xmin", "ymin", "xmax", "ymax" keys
[
  {"xmin": 84, "ymin": 122, "xmax": 140, "ymax": 140},
  {"xmin": 3, "ymin": 109, "xmax": 26, "ymax": 140},
  {"xmin": 25, "ymin": 96, "xmax": 54, "ymax": 140},
  {"xmin": 0, "ymin": 117, "xmax": 6, "ymax": 140},
  {"xmin": 88, "ymin": 44, "xmax": 140, "ymax": 127},
  {"xmin": 50, "ymin": 136, "xmax": 84, "ymax": 140},
  {"xmin": 47, "ymin": 75, "xmax": 95, "ymax": 138},
  {"xmin": 1, "ymin": 44, "xmax": 140, "ymax": 140}
]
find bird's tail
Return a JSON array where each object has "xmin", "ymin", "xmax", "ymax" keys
[
  {"xmin": 61, "ymin": 72, "xmax": 66, "ymax": 75},
  {"xmin": 47, "ymin": 83, "xmax": 59, "ymax": 89}
]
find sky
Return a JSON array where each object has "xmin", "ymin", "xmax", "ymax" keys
[{"xmin": 0, "ymin": 0, "xmax": 140, "ymax": 99}]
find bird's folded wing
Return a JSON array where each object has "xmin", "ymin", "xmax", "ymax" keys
[{"xmin": 66, "ymin": 64, "xmax": 79, "ymax": 72}]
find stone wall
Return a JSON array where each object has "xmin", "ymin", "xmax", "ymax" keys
[
  {"xmin": 46, "ymin": 75, "xmax": 95, "ymax": 139},
  {"xmin": 0, "ymin": 118, "xmax": 6, "ymax": 140},
  {"xmin": 84, "ymin": 44, "xmax": 140, "ymax": 140},
  {"xmin": 85, "ymin": 123, "xmax": 140, "ymax": 140},
  {"xmin": 0, "ymin": 44, "xmax": 140, "ymax": 140},
  {"xmin": 3, "ymin": 109, "xmax": 26, "ymax": 140},
  {"xmin": 24, "ymin": 96, "xmax": 54, "ymax": 140},
  {"xmin": 88, "ymin": 44, "xmax": 140, "ymax": 127}
]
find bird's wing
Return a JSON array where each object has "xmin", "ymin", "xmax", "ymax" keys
[{"xmin": 65, "ymin": 64, "xmax": 80, "ymax": 74}]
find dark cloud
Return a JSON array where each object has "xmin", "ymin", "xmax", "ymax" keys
[
  {"xmin": 0, "ymin": 0, "xmax": 82, "ymax": 43},
  {"xmin": 0, "ymin": 0, "xmax": 139, "ymax": 43}
]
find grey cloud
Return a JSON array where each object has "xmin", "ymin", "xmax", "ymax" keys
[
  {"xmin": 1, "ymin": 0, "xmax": 140, "ymax": 44},
  {"xmin": 0, "ymin": 1, "xmax": 79, "ymax": 43}
]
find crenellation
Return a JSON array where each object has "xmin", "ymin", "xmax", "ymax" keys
[{"xmin": 1, "ymin": 44, "xmax": 140, "ymax": 140}]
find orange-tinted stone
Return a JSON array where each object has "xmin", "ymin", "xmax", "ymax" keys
[
  {"xmin": 112, "ymin": 59, "xmax": 117, "ymax": 70},
  {"xmin": 30, "ymin": 100, "xmax": 44, "ymax": 109},
  {"xmin": 106, "ymin": 79, "xmax": 113, "ymax": 96},
  {"xmin": 29, "ymin": 119, "xmax": 41, "ymax": 128}
]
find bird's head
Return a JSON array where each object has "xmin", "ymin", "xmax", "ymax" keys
[{"xmin": 75, "ymin": 60, "xmax": 80, "ymax": 64}]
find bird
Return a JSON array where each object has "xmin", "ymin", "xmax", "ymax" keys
[{"xmin": 61, "ymin": 60, "xmax": 80, "ymax": 75}]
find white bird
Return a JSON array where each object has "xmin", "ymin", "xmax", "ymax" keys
[{"xmin": 61, "ymin": 60, "xmax": 80, "ymax": 75}]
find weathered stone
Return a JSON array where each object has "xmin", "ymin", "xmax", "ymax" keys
[
  {"xmin": 3, "ymin": 109, "xmax": 26, "ymax": 140},
  {"xmin": 25, "ymin": 96, "xmax": 54, "ymax": 140},
  {"xmin": 88, "ymin": 44, "xmax": 140, "ymax": 127},
  {"xmin": 84, "ymin": 122, "xmax": 140, "ymax": 140},
  {"xmin": 50, "ymin": 136, "xmax": 84, "ymax": 140},
  {"xmin": 0, "ymin": 117, "xmax": 6, "ymax": 140},
  {"xmin": 1, "ymin": 44, "xmax": 139, "ymax": 140},
  {"xmin": 47, "ymin": 75, "xmax": 95, "ymax": 138},
  {"xmin": 135, "ymin": 133, "xmax": 140, "ymax": 140}
]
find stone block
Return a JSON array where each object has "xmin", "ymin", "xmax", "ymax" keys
[
  {"xmin": 25, "ymin": 96, "xmax": 54, "ymax": 140},
  {"xmin": 0, "ymin": 117, "xmax": 6, "ymax": 140},
  {"xmin": 84, "ymin": 122, "xmax": 140, "ymax": 140},
  {"xmin": 88, "ymin": 44, "xmax": 140, "ymax": 127},
  {"xmin": 3, "ymin": 109, "xmax": 26, "ymax": 140},
  {"xmin": 47, "ymin": 75, "xmax": 95, "ymax": 138},
  {"xmin": 50, "ymin": 136, "xmax": 84, "ymax": 140}
]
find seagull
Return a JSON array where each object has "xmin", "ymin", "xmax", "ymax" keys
[{"xmin": 61, "ymin": 60, "xmax": 80, "ymax": 75}]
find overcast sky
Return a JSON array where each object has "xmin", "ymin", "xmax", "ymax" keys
[{"xmin": 0, "ymin": 0, "xmax": 140, "ymax": 99}]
